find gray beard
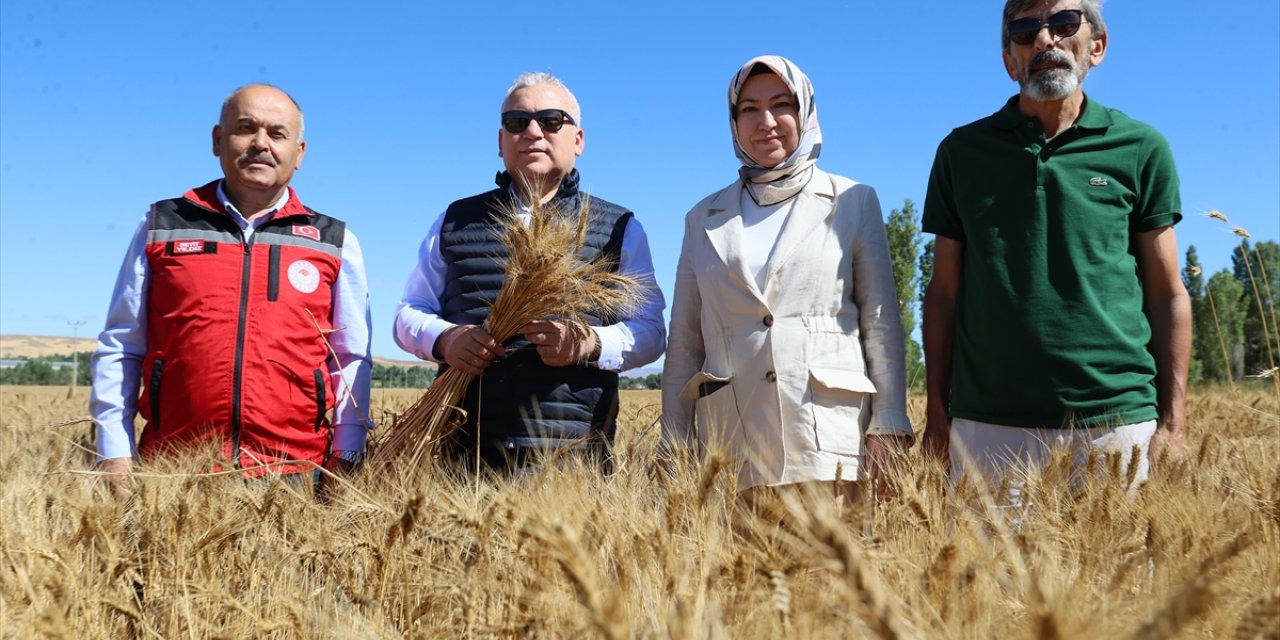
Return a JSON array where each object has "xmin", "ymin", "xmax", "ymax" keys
[{"xmin": 1024, "ymin": 66, "xmax": 1081, "ymax": 101}]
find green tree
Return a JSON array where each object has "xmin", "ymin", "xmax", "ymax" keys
[
  {"xmin": 1202, "ymin": 269, "xmax": 1248, "ymax": 381},
  {"xmin": 885, "ymin": 198, "xmax": 924, "ymax": 389},
  {"xmin": 1182, "ymin": 246, "xmax": 1206, "ymax": 383},
  {"xmin": 620, "ymin": 373, "xmax": 662, "ymax": 390},
  {"xmin": 1230, "ymin": 239, "xmax": 1280, "ymax": 377},
  {"xmin": 917, "ymin": 237, "xmax": 935, "ymax": 311},
  {"xmin": 0, "ymin": 359, "xmax": 61, "ymax": 385},
  {"xmin": 370, "ymin": 363, "xmax": 437, "ymax": 388}
]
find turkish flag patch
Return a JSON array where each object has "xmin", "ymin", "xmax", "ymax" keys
[{"xmin": 292, "ymin": 225, "xmax": 321, "ymax": 241}]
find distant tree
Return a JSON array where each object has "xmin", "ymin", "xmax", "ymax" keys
[
  {"xmin": 1182, "ymin": 246, "xmax": 1206, "ymax": 383},
  {"xmin": 620, "ymin": 373, "xmax": 662, "ymax": 390},
  {"xmin": 1231, "ymin": 239, "xmax": 1280, "ymax": 377},
  {"xmin": 917, "ymin": 237, "xmax": 935, "ymax": 311},
  {"xmin": 370, "ymin": 363, "xmax": 436, "ymax": 388},
  {"xmin": 885, "ymin": 198, "xmax": 924, "ymax": 389},
  {"xmin": 1202, "ymin": 269, "xmax": 1248, "ymax": 381},
  {"xmin": 0, "ymin": 359, "xmax": 61, "ymax": 385}
]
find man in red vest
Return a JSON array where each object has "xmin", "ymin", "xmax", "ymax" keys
[{"xmin": 91, "ymin": 84, "xmax": 373, "ymax": 497}]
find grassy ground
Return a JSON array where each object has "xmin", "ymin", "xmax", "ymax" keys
[{"xmin": 1, "ymin": 385, "xmax": 1277, "ymax": 638}]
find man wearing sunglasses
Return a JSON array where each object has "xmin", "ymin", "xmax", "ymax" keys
[
  {"xmin": 921, "ymin": 0, "xmax": 1191, "ymax": 507},
  {"xmin": 394, "ymin": 72, "xmax": 666, "ymax": 472}
]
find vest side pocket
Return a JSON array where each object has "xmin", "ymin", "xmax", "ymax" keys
[
  {"xmin": 149, "ymin": 359, "xmax": 165, "ymax": 432},
  {"xmin": 312, "ymin": 369, "xmax": 326, "ymax": 433}
]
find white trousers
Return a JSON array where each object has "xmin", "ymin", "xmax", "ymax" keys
[{"xmin": 949, "ymin": 418, "xmax": 1158, "ymax": 509}]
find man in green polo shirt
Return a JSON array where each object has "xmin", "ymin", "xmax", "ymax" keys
[{"xmin": 921, "ymin": 0, "xmax": 1191, "ymax": 504}]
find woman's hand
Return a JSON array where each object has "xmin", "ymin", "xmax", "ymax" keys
[{"xmin": 866, "ymin": 434, "xmax": 912, "ymax": 500}]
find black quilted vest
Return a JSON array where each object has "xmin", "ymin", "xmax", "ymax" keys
[{"xmin": 438, "ymin": 170, "xmax": 632, "ymax": 450}]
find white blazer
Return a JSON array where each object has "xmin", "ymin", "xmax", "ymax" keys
[{"xmin": 661, "ymin": 169, "xmax": 913, "ymax": 489}]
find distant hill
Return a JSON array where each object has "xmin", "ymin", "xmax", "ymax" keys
[
  {"xmin": 0, "ymin": 335, "xmax": 96, "ymax": 359},
  {"xmin": 0, "ymin": 334, "xmax": 432, "ymax": 370}
]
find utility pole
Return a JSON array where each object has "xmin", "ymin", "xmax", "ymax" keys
[{"xmin": 67, "ymin": 320, "xmax": 87, "ymax": 393}]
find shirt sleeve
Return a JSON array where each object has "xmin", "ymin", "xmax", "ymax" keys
[
  {"xmin": 89, "ymin": 215, "xmax": 151, "ymax": 460},
  {"xmin": 922, "ymin": 137, "xmax": 966, "ymax": 242},
  {"xmin": 391, "ymin": 211, "xmax": 457, "ymax": 362},
  {"xmin": 590, "ymin": 216, "xmax": 668, "ymax": 372},
  {"xmin": 329, "ymin": 228, "xmax": 375, "ymax": 452},
  {"xmin": 1133, "ymin": 128, "xmax": 1182, "ymax": 231}
]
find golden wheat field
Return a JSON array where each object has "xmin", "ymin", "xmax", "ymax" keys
[{"xmin": 1, "ymin": 385, "xmax": 1277, "ymax": 639}]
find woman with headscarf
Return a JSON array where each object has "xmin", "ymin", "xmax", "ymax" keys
[{"xmin": 662, "ymin": 55, "xmax": 913, "ymax": 500}]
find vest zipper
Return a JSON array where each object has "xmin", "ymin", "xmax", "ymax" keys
[{"xmin": 230, "ymin": 232, "xmax": 254, "ymax": 469}]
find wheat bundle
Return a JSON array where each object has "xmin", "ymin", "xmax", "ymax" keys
[{"xmin": 371, "ymin": 190, "xmax": 647, "ymax": 469}]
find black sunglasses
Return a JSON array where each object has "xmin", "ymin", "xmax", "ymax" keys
[
  {"xmin": 1007, "ymin": 9, "xmax": 1085, "ymax": 46},
  {"xmin": 501, "ymin": 109, "xmax": 576, "ymax": 134}
]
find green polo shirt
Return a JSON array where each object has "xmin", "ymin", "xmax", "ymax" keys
[{"xmin": 923, "ymin": 95, "xmax": 1181, "ymax": 428}]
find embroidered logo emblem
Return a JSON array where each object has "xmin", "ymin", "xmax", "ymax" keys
[
  {"xmin": 172, "ymin": 240, "xmax": 206, "ymax": 254},
  {"xmin": 292, "ymin": 225, "xmax": 321, "ymax": 241},
  {"xmin": 1089, "ymin": 177, "xmax": 1109, "ymax": 187},
  {"xmin": 287, "ymin": 260, "xmax": 320, "ymax": 294}
]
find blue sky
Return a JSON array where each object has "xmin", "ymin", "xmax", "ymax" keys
[{"xmin": 2, "ymin": 0, "xmax": 1276, "ymax": 360}]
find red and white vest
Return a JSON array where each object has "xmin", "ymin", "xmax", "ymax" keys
[{"xmin": 137, "ymin": 180, "xmax": 345, "ymax": 474}]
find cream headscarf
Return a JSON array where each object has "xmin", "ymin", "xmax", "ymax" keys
[{"xmin": 729, "ymin": 55, "xmax": 823, "ymax": 206}]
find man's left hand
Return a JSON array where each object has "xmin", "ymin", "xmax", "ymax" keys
[
  {"xmin": 520, "ymin": 319, "xmax": 598, "ymax": 367},
  {"xmin": 317, "ymin": 452, "xmax": 361, "ymax": 502},
  {"xmin": 1148, "ymin": 422, "xmax": 1186, "ymax": 468}
]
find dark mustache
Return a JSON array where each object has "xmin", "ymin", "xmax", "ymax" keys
[
  {"xmin": 238, "ymin": 150, "xmax": 277, "ymax": 167},
  {"xmin": 1028, "ymin": 49, "xmax": 1073, "ymax": 74}
]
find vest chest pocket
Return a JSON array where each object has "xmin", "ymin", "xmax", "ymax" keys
[{"xmin": 267, "ymin": 245, "xmax": 281, "ymax": 301}]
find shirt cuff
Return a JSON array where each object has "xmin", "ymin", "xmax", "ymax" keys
[
  {"xmin": 865, "ymin": 409, "xmax": 915, "ymax": 442},
  {"xmin": 591, "ymin": 325, "xmax": 624, "ymax": 372},
  {"xmin": 419, "ymin": 317, "xmax": 459, "ymax": 362},
  {"xmin": 96, "ymin": 421, "xmax": 137, "ymax": 460},
  {"xmin": 332, "ymin": 423, "xmax": 370, "ymax": 452}
]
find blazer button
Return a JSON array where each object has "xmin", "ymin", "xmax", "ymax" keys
[
  {"xmin": 763, "ymin": 314, "xmax": 774, "ymax": 327},
  {"xmin": 765, "ymin": 371, "xmax": 777, "ymax": 383}
]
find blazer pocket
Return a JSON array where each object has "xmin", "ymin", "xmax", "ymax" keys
[
  {"xmin": 681, "ymin": 372, "xmax": 742, "ymax": 453},
  {"xmin": 809, "ymin": 367, "xmax": 876, "ymax": 457},
  {"xmin": 678, "ymin": 371, "xmax": 733, "ymax": 401}
]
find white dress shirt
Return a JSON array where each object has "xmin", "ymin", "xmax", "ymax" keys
[
  {"xmin": 392, "ymin": 193, "xmax": 666, "ymax": 372},
  {"xmin": 90, "ymin": 182, "xmax": 374, "ymax": 460}
]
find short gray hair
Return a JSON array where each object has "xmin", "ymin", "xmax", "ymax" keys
[
  {"xmin": 219, "ymin": 83, "xmax": 306, "ymax": 141},
  {"xmin": 502, "ymin": 72, "xmax": 581, "ymax": 126},
  {"xmin": 1001, "ymin": 0, "xmax": 1106, "ymax": 52}
]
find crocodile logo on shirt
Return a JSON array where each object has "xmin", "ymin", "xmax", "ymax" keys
[{"xmin": 1089, "ymin": 177, "xmax": 1110, "ymax": 187}]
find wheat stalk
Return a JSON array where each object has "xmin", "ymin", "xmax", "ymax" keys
[{"xmin": 372, "ymin": 184, "xmax": 646, "ymax": 469}]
